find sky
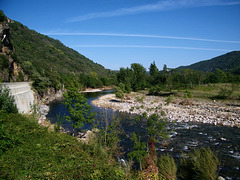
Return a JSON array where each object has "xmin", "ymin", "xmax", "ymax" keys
[{"xmin": 1, "ymin": 0, "xmax": 240, "ymax": 70}]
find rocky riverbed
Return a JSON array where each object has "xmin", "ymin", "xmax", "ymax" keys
[{"xmin": 92, "ymin": 93, "xmax": 240, "ymax": 128}]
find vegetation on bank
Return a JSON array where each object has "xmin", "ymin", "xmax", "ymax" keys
[
  {"xmin": 0, "ymin": 11, "xmax": 234, "ymax": 179},
  {"xmin": 0, "ymin": 84, "xmax": 221, "ymax": 179},
  {"xmin": 115, "ymin": 61, "xmax": 240, "ymax": 101}
]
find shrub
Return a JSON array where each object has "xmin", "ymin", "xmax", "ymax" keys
[
  {"xmin": 184, "ymin": 90, "xmax": 193, "ymax": 98},
  {"xmin": 179, "ymin": 147, "xmax": 219, "ymax": 180},
  {"xmin": 165, "ymin": 94, "xmax": 174, "ymax": 105},
  {"xmin": 157, "ymin": 154, "xmax": 177, "ymax": 180},
  {"xmin": 216, "ymin": 87, "xmax": 233, "ymax": 99}
]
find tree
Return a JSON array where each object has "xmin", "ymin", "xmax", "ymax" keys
[
  {"xmin": 0, "ymin": 84, "xmax": 18, "ymax": 114},
  {"xmin": 128, "ymin": 132, "xmax": 147, "ymax": 171},
  {"xmin": 216, "ymin": 68, "xmax": 227, "ymax": 83},
  {"xmin": 63, "ymin": 88, "xmax": 95, "ymax": 136},
  {"xmin": 163, "ymin": 64, "xmax": 168, "ymax": 74},
  {"xmin": 131, "ymin": 63, "xmax": 147, "ymax": 91},
  {"xmin": 149, "ymin": 61, "xmax": 159, "ymax": 76}
]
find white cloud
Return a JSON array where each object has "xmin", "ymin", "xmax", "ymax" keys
[
  {"xmin": 44, "ymin": 32, "xmax": 240, "ymax": 44},
  {"xmin": 67, "ymin": 0, "xmax": 240, "ymax": 22},
  {"xmin": 71, "ymin": 44, "xmax": 234, "ymax": 52}
]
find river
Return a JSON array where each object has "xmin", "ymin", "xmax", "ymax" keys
[{"xmin": 46, "ymin": 90, "xmax": 240, "ymax": 179}]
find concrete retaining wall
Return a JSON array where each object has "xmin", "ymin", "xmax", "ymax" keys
[{"xmin": 1, "ymin": 82, "xmax": 35, "ymax": 114}]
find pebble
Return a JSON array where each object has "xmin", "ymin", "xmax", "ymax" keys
[{"xmin": 92, "ymin": 93, "xmax": 240, "ymax": 128}]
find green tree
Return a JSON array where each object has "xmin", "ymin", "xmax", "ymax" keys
[
  {"xmin": 163, "ymin": 64, "xmax": 168, "ymax": 74},
  {"xmin": 0, "ymin": 84, "xmax": 18, "ymax": 114},
  {"xmin": 146, "ymin": 113, "xmax": 168, "ymax": 144},
  {"xmin": 63, "ymin": 88, "xmax": 95, "ymax": 136},
  {"xmin": 127, "ymin": 132, "xmax": 147, "ymax": 171},
  {"xmin": 131, "ymin": 63, "xmax": 147, "ymax": 91},
  {"xmin": 216, "ymin": 68, "xmax": 227, "ymax": 83},
  {"xmin": 149, "ymin": 61, "xmax": 159, "ymax": 76}
]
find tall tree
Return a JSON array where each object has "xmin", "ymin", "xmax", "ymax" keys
[
  {"xmin": 149, "ymin": 61, "xmax": 159, "ymax": 76},
  {"xmin": 63, "ymin": 88, "xmax": 95, "ymax": 136},
  {"xmin": 131, "ymin": 63, "xmax": 147, "ymax": 91}
]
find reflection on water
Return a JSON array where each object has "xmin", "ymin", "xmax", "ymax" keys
[{"xmin": 46, "ymin": 90, "xmax": 240, "ymax": 179}]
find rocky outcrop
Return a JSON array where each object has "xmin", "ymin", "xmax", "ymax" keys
[
  {"xmin": 36, "ymin": 87, "xmax": 64, "ymax": 105},
  {"xmin": 0, "ymin": 13, "xmax": 26, "ymax": 82}
]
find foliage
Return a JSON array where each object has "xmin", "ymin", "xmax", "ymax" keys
[
  {"xmin": 165, "ymin": 94, "xmax": 174, "ymax": 105},
  {"xmin": 0, "ymin": 112, "xmax": 125, "ymax": 179},
  {"xmin": 6, "ymin": 20, "xmax": 116, "ymax": 92},
  {"xmin": 146, "ymin": 113, "xmax": 168, "ymax": 143},
  {"xmin": 216, "ymin": 87, "xmax": 233, "ymax": 99},
  {"xmin": 0, "ymin": 10, "xmax": 7, "ymax": 22},
  {"xmin": 178, "ymin": 51, "xmax": 240, "ymax": 73},
  {"xmin": 63, "ymin": 88, "xmax": 95, "ymax": 136},
  {"xmin": 149, "ymin": 61, "xmax": 159, "ymax": 76},
  {"xmin": 178, "ymin": 147, "xmax": 220, "ymax": 180},
  {"xmin": 0, "ymin": 112, "xmax": 18, "ymax": 155},
  {"xmin": 0, "ymin": 84, "xmax": 18, "ymax": 114},
  {"xmin": 0, "ymin": 54, "xmax": 9, "ymax": 71},
  {"xmin": 127, "ymin": 132, "xmax": 147, "ymax": 171},
  {"xmin": 184, "ymin": 90, "xmax": 193, "ymax": 98},
  {"xmin": 157, "ymin": 154, "xmax": 177, "ymax": 180}
]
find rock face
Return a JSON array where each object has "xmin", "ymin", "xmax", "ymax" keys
[
  {"xmin": 0, "ymin": 13, "xmax": 26, "ymax": 82},
  {"xmin": 2, "ymin": 82, "xmax": 35, "ymax": 114}
]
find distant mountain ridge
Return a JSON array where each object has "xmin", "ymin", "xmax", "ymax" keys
[{"xmin": 177, "ymin": 51, "xmax": 240, "ymax": 74}]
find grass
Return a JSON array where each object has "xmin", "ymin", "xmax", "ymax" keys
[
  {"xmin": 191, "ymin": 83, "xmax": 240, "ymax": 100},
  {"xmin": 157, "ymin": 154, "xmax": 177, "ymax": 180},
  {"xmin": 0, "ymin": 112, "xmax": 125, "ymax": 179},
  {"xmin": 178, "ymin": 147, "xmax": 220, "ymax": 180}
]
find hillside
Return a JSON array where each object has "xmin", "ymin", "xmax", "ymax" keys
[
  {"xmin": 0, "ymin": 11, "xmax": 115, "ymax": 93},
  {"xmin": 178, "ymin": 51, "xmax": 240, "ymax": 74}
]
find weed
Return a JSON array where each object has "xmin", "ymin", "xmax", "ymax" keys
[
  {"xmin": 158, "ymin": 154, "xmax": 177, "ymax": 180},
  {"xmin": 178, "ymin": 147, "xmax": 219, "ymax": 180}
]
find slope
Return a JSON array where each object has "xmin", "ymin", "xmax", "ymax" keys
[
  {"xmin": 1, "ymin": 11, "xmax": 114, "ymax": 93},
  {"xmin": 178, "ymin": 51, "xmax": 240, "ymax": 74}
]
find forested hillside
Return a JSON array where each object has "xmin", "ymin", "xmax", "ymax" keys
[
  {"xmin": 178, "ymin": 51, "xmax": 240, "ymax": 74},
  {"xmin": 1, "ymin": 11, "xmax": 115, "ymax": 94}
]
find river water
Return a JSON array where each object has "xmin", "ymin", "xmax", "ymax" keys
[{"xmin": 46, "ymin": 90, "xmax": 240, "ymax": 179}]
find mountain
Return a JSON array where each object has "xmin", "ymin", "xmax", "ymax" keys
[
  {"xmin": 0, "ymin": 11, "xmax": 114, "ymax": 93},
  {"xmin": 177, "ymin": 51, "xmax": 240, "ymax": 74}
]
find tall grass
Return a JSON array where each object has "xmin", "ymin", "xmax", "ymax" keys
[
  {"xmin": 178, "ymin": 147, "xmax": 220, "ymax": 180},
  {"xmin": 157, "ymin": 154, "xmax": 177, "ymax": 180}
]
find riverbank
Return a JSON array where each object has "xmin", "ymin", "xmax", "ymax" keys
[{"xmin": 92, "ymin": 92, "xmax": 240, "ymax": 128}]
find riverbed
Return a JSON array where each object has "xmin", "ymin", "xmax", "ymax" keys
[{"xmin": 46, "ymin": 90, "xmax": 240, "ymax": 179}]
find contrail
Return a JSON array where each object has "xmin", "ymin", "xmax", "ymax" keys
[
  {"xmin": 71, "ymin": 44, "xmax": 234, "ymax": 52},
  {"xmin": 66, "ymin": 0, "xmax": 240, "ymax": 22},
  {"xmin": 44, "ymin": 32, "xmax": 240, "ymax": 44}
]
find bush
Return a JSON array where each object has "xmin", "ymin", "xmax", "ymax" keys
[
  {"xmin": 184, "ymin": 90, "xmax": 193, "ymax": 98},
  {"xmin": 165, "ymin": 94, "xmax": 174, "ymax": 105},
  {"xmin": 216, "ymin": 87, "xmax": 233, "ymax": 99},
  {"xmin": 0, "ymin": 84, "xmax": 18, "ymax": 114},
  {"xmin": 157, "ymin": 154, "xmax": 177, "ymax": 180},
  {"xmin": 179, "ymin": 147, "xmax": 219, "ymax": 180},
  {"xmin": 0, "ymin": 113, "xmax": 126, "ymax": 179}
]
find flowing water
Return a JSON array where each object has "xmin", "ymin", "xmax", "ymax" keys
[{"xmin": 46, "ymin": 90, "xmax": 240, "ymax": 179}]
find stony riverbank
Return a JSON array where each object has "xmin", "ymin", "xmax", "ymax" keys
[{"xmin": 92, "ymin": 92, "xmax": 240, "ymax": 128}]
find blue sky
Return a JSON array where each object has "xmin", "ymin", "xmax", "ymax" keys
[{"xmin": 1, "ymin": 0, "xmax": 240, "ymax": 70}]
